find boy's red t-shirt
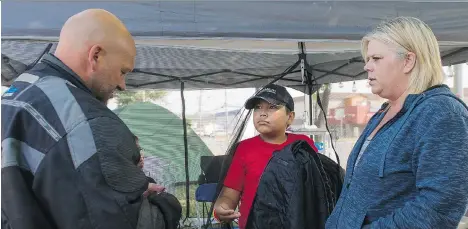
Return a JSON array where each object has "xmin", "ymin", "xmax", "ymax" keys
[{"xmin": 223, "ymin": 133, "xmax": 317, "ymax": 229}]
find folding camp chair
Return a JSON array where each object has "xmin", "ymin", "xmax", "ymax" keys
[
  {"xmin": 197, "ymin": 155, "xmax": 238, "ymax": 229},
  {"xmin": 195, "ymin": 183, "xmax": 218, "ymax": 229}
]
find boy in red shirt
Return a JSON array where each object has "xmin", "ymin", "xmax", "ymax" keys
[{"xmin": 213, "ymin": 84, "xmax": 317, "ymax": 229}]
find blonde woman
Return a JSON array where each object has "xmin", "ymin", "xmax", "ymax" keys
[{"xmin": 326, "ymin": 17, "xmax": 468, "ymax": 229}]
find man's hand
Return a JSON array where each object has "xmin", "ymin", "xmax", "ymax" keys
[
  {"xmin": 215, "ymin": 203, "xmax": 241, "ymax": 222},
  {"xmin": 143, "ymin": 183, "xmax": 166, "ymax": 197}
]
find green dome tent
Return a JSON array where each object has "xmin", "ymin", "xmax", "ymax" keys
[{"xmin": 114, "ymin": 102, "xmax": 214, "ymax": 187}]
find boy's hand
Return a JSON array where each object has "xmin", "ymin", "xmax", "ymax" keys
[{"xmin": 215, "ymin": 203, "xmax": 241, "ymax": 222}]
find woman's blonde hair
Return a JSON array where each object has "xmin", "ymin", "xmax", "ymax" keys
[{"xmin": 361, "ymin": 17, "xmax": 444, "ymax": 94}]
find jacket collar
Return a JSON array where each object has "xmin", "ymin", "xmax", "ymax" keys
[
  {"xmin": 41, "ymin": 53, "xmax": 93, "ymax": 95},
  {"xmin": 377, "ymin": 84, "xmax": 450, "ymax": 114}
]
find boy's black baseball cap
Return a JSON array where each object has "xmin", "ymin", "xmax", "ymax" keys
[{"xmin": 244, "ymin": 84, "xmax": 294, "ymax": 111}]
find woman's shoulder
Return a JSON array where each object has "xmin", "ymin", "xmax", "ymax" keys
[
  {"xmin": 417, "ymin": 93, "xmax": 468, "ymax": 117},
  {"xmin": 409, "ymin": 92, "xmax": 468, "ymax": 137}
]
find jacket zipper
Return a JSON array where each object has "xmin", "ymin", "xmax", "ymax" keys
[{"xmin": 334, "ymin": 107, "xmax": 402, "ymax": 228}]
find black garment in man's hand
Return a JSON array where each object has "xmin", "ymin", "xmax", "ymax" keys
[{"xmin": 148, "ymin": 192, "xmax": 182, "ymax": 229}]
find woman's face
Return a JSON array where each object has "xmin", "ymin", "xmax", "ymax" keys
[{"xmin": 364, "ymin": 39, "xmax": 414, "ymax": 101}]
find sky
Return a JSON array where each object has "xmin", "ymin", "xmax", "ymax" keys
[
  {"xmin": 154, "ymin": 80, "xmax": 372, "ymax": 116},
  {"xmin": 140, "ymin": 64, "xmax": 468, "ymax": 116},
  {"xmin": 3, "ymin": 65, "xmax": 467, "ymax": 115}
]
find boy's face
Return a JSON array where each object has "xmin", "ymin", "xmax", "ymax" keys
[{"xmin": 253, "ymin": 100, "xmax": 295, "ymax": 136}]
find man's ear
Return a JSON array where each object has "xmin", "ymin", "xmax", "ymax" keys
[
  {"xmin": 88, "ymin": 44, "xmax": 103, "ymax": 72},
  {"xmin": 403, "ymin": 52, "xmax": 416, "ymax": 74}
]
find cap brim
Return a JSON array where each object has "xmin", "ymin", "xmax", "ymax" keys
[{"xmin": 244, "ymin": 96, "xmax": 281, "ymax": 109}]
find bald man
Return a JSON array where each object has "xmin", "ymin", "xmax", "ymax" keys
[
  {"xmin": 2, "ymin": 9, "xmax": 160, "ymax": 229},
  {"xmin": 54, "ymin": 9, "xmax": 135, "ymax": 104}
]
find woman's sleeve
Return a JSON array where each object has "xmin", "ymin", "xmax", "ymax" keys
[{"xmin": 369, "ymin": 110, "xmax": 468, "ymax": 229}]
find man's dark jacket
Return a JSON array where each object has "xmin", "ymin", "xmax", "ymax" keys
[
  {"xmin": 246, "ymin": 140, "xmax": 344, "ymax": 229},
  {"xmin": 1, "ymin": 54, "xmax": 149, "ymax": 229}
]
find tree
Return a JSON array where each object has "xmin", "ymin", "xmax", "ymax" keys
[{"xmin": 115, "ymin": 90, "xmax": 167, "ymax": 107}]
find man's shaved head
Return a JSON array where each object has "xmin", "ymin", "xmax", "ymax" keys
[{"xmin": 55, "ymin": 9, "xmax": 136, "ymax": 103}]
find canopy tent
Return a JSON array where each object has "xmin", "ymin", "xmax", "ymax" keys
[
  {"xmin": 3, "ymin": 1, "xmax": 468, "ymax": 221},
  {"xmin": 2, "ymin": 1, "xmax": 468, "ymax": 93},
  {"xmin": 114, "ymin": 102, "xmax": 214, "ymax": 185}
]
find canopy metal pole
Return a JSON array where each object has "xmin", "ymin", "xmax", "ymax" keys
[
  {"xmin": 298, "ymin": 41, "xmax": 315, "ymax": 134},
  {"xmin": 308, "ymin": 85, "xmax": 313, "ymax": 126},
  {"xmin": 225, "ymin": 89, "xmax": 229, "ymax": 137},
  {"xmin": 454, "ymin": 63, "xmax": 466, "ymax": 99},
  {"xmin": 180, "ymin": 81, "xmax": 191, "ymax": 221}
]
